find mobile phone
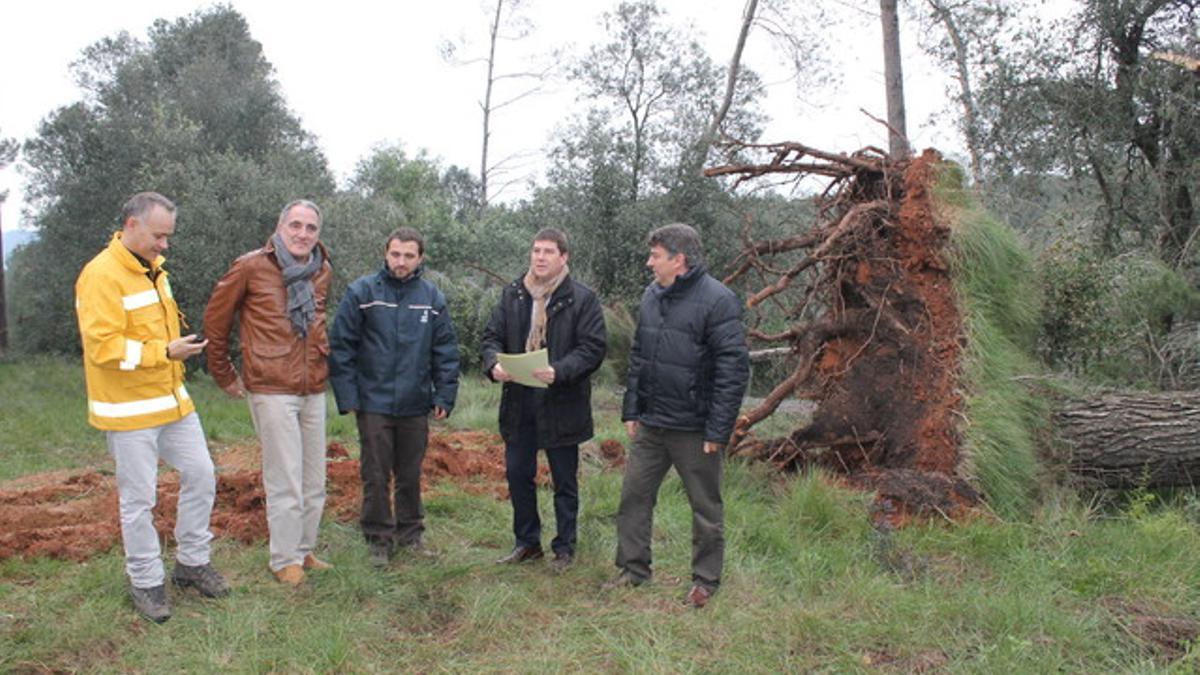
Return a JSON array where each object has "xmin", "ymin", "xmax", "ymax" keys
[{"xmin": 191, "ymin": 334, "xmax": 205, "ymax": 343}]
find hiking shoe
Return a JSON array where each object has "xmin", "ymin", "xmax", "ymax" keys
[
  {"xmin": 601, "ymin": 569, "xmax": 646, "ymax": 591},
  {"xmin": 683, "ymin": 584, "xmax": 714, "ymax": 609},
  {"xmin": 303, "ymin": 554, "xmax": 333, "ymax": 571},
  {"xmin": 368, "ymin": 541, "xmax": 393, "ymax": 568},
  {"xmin": 172, "ymin": 562, "xmax": 230, "ymax": 598},
  {"xmin": 551, "ymin": 551, "xmax": 574, "ymax": 573},
  {"xmin": 398, "ymin": 539, "xmax": 438, "ymax": 560},
  {"xmin": 129, "ymin": 584, "xmax": 171, "ymax": 623},
  {"xmin": 273, "ymin": 564, "xmax": 305, "ymax": 586}
]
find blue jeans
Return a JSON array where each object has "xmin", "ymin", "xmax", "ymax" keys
[{"xmin": 505, "ymin": 417, "xmax": 579, "ymax": 555}]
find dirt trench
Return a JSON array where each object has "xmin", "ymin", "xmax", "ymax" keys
[{"xmin": 0, "ymin": 430, "xmax": 525, "ymax": 562}]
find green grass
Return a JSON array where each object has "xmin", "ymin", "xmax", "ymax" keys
[
  {"xmin": 4, "ymin": 357, "xmax": 1200, "ymax": 671},
  {"xmin": 939, "ymin": 167, "xmax": 1046, "ymax": 518}
]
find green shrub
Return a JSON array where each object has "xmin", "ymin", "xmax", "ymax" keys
[{"xmin": 1037, "ymin": 239, "xmax": 1200, "ymax": 387}]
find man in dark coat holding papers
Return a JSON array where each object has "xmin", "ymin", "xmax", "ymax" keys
[{"xmin": 481, "ymin": 228, "xmax": 607, "ymax": 571}]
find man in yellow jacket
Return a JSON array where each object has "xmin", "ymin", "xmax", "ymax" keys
[{"xmin": 75, "ymin": 191, "xmax": 228, "ymax": 623}]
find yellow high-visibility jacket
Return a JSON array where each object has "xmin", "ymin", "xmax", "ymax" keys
[{"xmin": 75, "ymin": 232, "xmax": 195, "ymax": 431}]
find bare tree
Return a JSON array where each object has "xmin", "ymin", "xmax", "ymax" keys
[
  {"xmin": 880, "ymin": 0, "xmax": 910, "ymax": 158},
  {"xmin": 698, "ymin": 0, "xmax": 759, "ymax": 157},
  {"xmin": 923, "ymin": 0, "xmax": 985, "ymax": 183},
  {"xmin": 442, "ymin": 0, "xmax": 550, "ymax": 207},
  {"xmin": 0, "ymin": 133, "xmax": 18, "ymax": 354}
]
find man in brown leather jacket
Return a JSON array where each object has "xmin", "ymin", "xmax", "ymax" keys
[{"xmin": 203, "ymin": 199, "xmax": 333, "ymax": 586}]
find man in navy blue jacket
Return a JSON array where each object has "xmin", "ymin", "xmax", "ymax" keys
[
  {"xmin": 610, "ymin": 223, "xmax": 749, "ymax": 608},
  {"xmin": 329, "ymin": 228, "xmax": 460, "ymax": 565}
]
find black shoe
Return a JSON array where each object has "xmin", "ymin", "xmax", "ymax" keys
[
  {"xmin": 368, "ymin": 541, "xmax": 393, "ymax": 568},
  {"xmin": 172, "ymin": 563, "xmax": 230, "ymax": 598},
  {"xmin": 551, "ymin": 551, "xmax": 574, "ymax": 572},
  {"xmin": 129, "ymin": 584, "xmax": 171, "ymax": 623},
  {"xmin": 601, "ymin": 569, "xmax": 646, "ymax": 591},
  {"xmin": 495, "ymin": 545, "xmax": 544, "ymax": 564}
]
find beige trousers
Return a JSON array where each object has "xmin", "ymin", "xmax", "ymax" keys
[{"xmin": 248, "ymin": 392, "xmax": 327, "ymax": 571}]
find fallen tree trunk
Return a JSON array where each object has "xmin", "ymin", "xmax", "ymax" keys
[{"xmin": 1053, "ymin": 392, "xmax": 1200, "ymax": 488}]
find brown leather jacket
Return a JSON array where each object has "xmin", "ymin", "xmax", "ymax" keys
[{"xmin": 203, "ymin": 238, "xmax": 333, "ymax": 395}]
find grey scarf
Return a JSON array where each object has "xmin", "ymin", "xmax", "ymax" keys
[{"xmin": 271, "ymin": 233, "xmax": 322, "ymax": 337}]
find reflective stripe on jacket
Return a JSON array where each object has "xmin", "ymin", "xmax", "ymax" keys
[
  {"xmin": 328, "ymin": 265, "xmax": 460, "ymax": 417},
  {"xmin": 75, "ymin": 232, "xmax": 194, "ymax": 431}
]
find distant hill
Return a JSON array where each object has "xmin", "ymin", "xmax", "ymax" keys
[{"xmin": 3, "ymin": 229, "xmax": 37, "ymax": 267}]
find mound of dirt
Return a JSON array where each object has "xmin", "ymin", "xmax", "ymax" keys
[{"xmin": 0, "ymin": 429, "xmax": 517, "ymax": 562}]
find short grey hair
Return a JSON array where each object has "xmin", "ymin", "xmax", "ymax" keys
[
  {"xmin": 648, "ymin": 223, "xmax": 704, "ymax": 268},
  {"xmin": 120, "ymin": 192, "xmax": 175, "ymax": 225},
  {"xmin": 279, "ymin": 199, "xmax": 323, "ymax": 227}
]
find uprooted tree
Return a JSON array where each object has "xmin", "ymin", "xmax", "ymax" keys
[
  {"xmin": 705, "ymin": 141, "xmax": 1200, "ymax": 521},
  {"xmin": 707, "ymin": 143, "xmax": 976, "ymax": 522}
]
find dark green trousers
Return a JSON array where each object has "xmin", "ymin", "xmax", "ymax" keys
[{"xmin": 615, "ymin": 425, "xmax": 724, "ymax": 590}]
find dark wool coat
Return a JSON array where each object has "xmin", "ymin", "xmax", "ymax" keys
[{"xmin": 481, "ymin": 275, "xmax": 607, "ymax": 448}]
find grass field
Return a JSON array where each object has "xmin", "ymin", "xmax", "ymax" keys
[{"xmin": 3, "ymin": 357, "xmax": 1200, "ymax": 672}]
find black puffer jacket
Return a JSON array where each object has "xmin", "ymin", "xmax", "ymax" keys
[
  {"xmin": 481, "ymin": 275, "xmax": 607, "ymax": 447},
  {"xmin": 621, "ymin": 265, "xmax": 750, "ymax": 444}
]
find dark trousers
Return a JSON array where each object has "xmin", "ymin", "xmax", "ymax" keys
[
  {"xmin": 505, "ymin": 416, "xmax": 579, "ymax": 555},
  {"xmin": 615, "ymin": 425, "xmax": 724, "ymax": 590},
  {"xmin": 357, "ymin": 412, "xmax": 429, "ymax": 546}
]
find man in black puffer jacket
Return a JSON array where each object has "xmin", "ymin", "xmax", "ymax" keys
[
  {"xmin": 482, "ymin": 228, "xmax": 607, "ymax": 571},
  {"xmin": 608, "ymin": 223, "xmax": 750, "ymax": 609},
  {"xmin": 329, "ymin": 227, "xmax": 459, "ymax": 566}
]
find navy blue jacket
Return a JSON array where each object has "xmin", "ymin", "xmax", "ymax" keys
[
  {"xmin": 621, "ymin": 265, "xmax": 750, "ymax": 444},
  {"xmin": 329, "ymin": 265, "xmax": 460, "ymax": 417},
  {"xmin": 481, "ymin": 275, "xmax": 607, "ymax": 448}
]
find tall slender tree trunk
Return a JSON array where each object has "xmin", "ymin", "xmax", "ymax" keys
[
  {"xmin": 926, "ymin": 0, "xmax": 983, "ymax": 184},
  {"xmin": 0, "ymin": 203, "xmax": 7, "ymax": 353},
  {"xmin": 691, "ymin": 0, "xmax": 758, "ymax": 176},
  {"xmin": 880, "ymin": 0, "xmax": 910, "ymax": 158},
  {"xmin": 479, "ymin": 0, "xmax": 505, "ymax": 209}
]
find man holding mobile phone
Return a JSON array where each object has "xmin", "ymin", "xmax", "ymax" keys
[{"xmin": 75, "ymin": 191, "xmax": 229, "ymax": 623}]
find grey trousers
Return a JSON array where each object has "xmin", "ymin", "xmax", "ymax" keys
[
  {"xmin": 248, "ymin": 392, "xmax": 327, "ymax": 571},
  {"xmin": 107, "ymin": 412, "xmax": 215, "ymax": 589},
  {"xmin": 356, "ymin": 412, "xmax": 429, "ymax": 546},
  {"xmin": 615, "ymin": 425, "xmax": 724, "ymax": 590}
]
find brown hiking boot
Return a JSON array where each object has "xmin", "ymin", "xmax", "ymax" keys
[
  {"xmin": 303, "ymin": 554, "xmax": 333, "ymax": 571},
  {"xmin": 683, "ymin": 584, "xmax": 713, "ymax": 609},
  {"xmin": 273, "ymin": 564, "xmax": 305, "ymax": 586}
]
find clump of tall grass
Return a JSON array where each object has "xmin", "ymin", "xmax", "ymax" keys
[{"xmin": 937, "ymin": 165, "xmax": 1045, "ymax": 518}]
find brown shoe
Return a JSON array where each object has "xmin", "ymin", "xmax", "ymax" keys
[
  {"xmin": 684, "ymin": 584, "xmax": 713, "ymax": 609},
  {"xmin": 303, "ymin": 554, "xmax": 333, "ymax": 571},
  {"xmin": 273, "ymin": 564, "xmax": 305, "ymax": 586},
  {"xmin": 495, "ymin": 545, "xmax": 544, "ymax": 564}
]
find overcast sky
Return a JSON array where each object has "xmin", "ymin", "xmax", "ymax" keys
[{"xmin": 0, "ymin": 0, "xmax": 959, "ymax": 232}]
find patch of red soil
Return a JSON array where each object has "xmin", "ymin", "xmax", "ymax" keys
[
  {"xmin": 597, "ymin": 439, "xmax": 626, "ymax": 468},
  {"xmin": 0, "ymin": 429, "xmax": 512, "ymax": 562}
]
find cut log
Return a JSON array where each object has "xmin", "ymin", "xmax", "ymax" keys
[{"xmin": 1052, "ymin": 392, "xmax": 1200, "ymax": 488}]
